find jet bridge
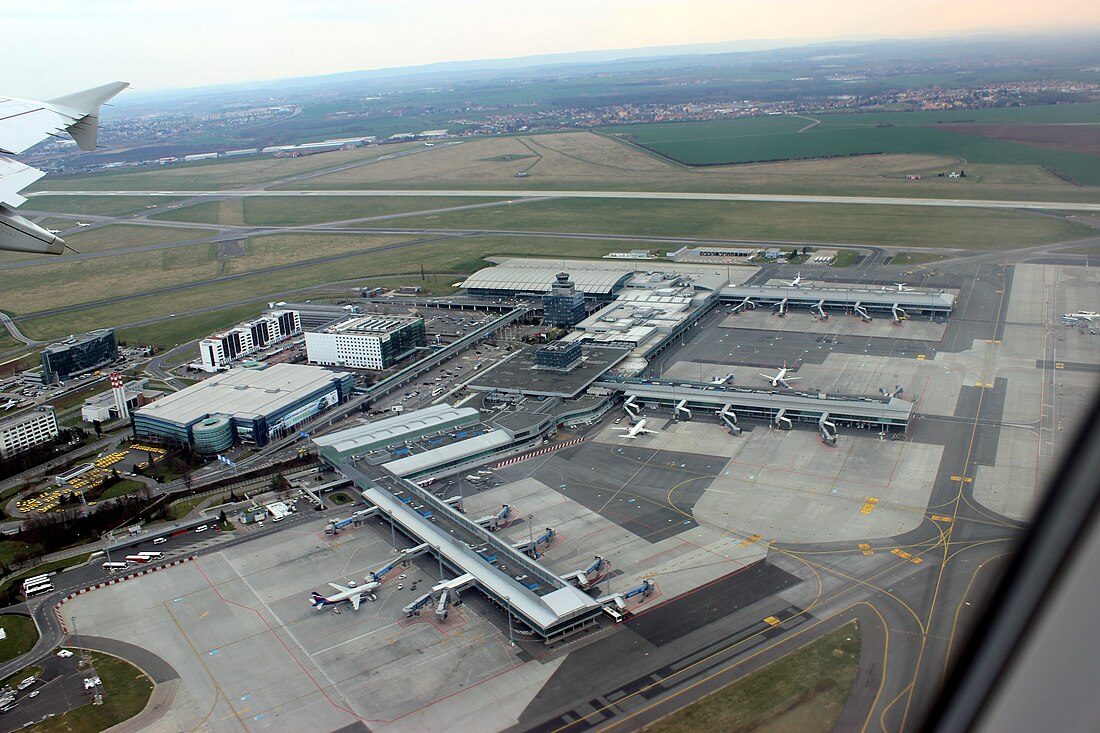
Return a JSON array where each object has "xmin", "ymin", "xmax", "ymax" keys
[
  {"xmin": 719, "ymin": 404, "xmax": 742, "ymax": 435},
  {"xmin": 674, "ymin": 399, "xmax": 691, "ymax": 421},
  {"xmin": 853, "ymin": 301, "xmax": 872, "ymax": 322},
  {"xmin": 811, "ymin": 299, "xmax": 829, "ymax": 320},
  {"xmin": 818, "ymin": 412, "xmax": 838, "ymax": 445}
]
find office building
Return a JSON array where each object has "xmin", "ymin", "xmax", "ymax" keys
[
  {"xmin": 0, "ymin": 406, "xmax": 59, "ymax": 459},
  {"xmin": 536, "ymin": 341, "xmax": 582, "ymax": 371},
  {"xmin": 305, "ymin": 316, "xmax": 425, "ymax": 370},
  {"xmin": 40, "ymin": 329, "xmax": 118, "ymax": 384},
  {"xmin": 199, "ymin": 310, "xmax": 301, "ymax": 372},
  {"xmin": 132, "ymin": 363, "xmax": 353, "ymax": 452}
]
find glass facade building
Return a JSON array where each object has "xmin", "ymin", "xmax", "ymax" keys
[
  {"xmin": 542, "ymin": 273, "xmax": 587, "ymax": 328},
  {"xmin": 40, "ymin": 329, "xmax": 118, "ymax": 383}
]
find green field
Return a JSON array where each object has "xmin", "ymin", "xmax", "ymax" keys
[
  {"xmin": 25, "ymin": 650, "xmax": 153, "ymax": 733},
  {"xmin": 386, "ymin": 197, "xmax": 1092, "ymax": 249},
  {"xmin": 2, "ymin": 232, "xmax": 411, "ymax": 318},
  {"xmin": 0, "ymin": 614, "xmax": 38, "ymax": 662},
  {"xmin": 150, "ymin": 195, "xmax": 505, "ymax": 226},
  {"xmin": 98, "ymin": 479, "xmax": 147, "ymax": 501},
  {"xmin": 15, "ymin": 233, "xmax": 649, "ymax": 341},
  {"xmin": 604, "ymin": 104, "xmax": 1100, "ymax": 185},
  {"xmin": 117, "ymin": 302, "xmax": 276, "ymax": 349},
  {"xmin": 31, "ymin": 142, "xmax": 425, "ymax": 192},
  {"xmin": 21, "ymin": 195, "xmax": 186, "ymax": 216},
  {"xmin": 645, "ymin": 622, "xmax": 860, "ymax": 733}
]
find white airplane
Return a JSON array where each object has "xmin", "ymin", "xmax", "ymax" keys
[
  {"xmin": 309, "ymin": 580, "xmax": 380, "ymax": 611},
  {"xmin": 0, "ymin": 399, "xmax": 18, "ymax": 410},
  {"xmin": 613, "ymin": 418, "xmax": 659, "ymax": 439},
  {"xmin": 1063, "ymin": 311, "xmax": 1099, "ymax": 323},
  {"xmin": 0, "ymin": 82, "xmax": 129, "ymax": 255},
  {"xmin": 45, "ymin": 228, "xmax": 60, "ymax": 234},
  {"xmin": 885, "ymin": 282, "xmax": 914, "ymax": 292},
  {"xmin": 782, "ymin": 272, "xmax": 809, "ymax": 287},
  {"xmin": 759, "ymin": 364, "xmax": 802, "ymax": 389},
  {"xmin": 75, "ymin": 221, "xmax": 91, "ymax": 227}
]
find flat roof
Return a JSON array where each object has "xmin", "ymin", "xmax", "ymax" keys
[
  {"xmin": 134, "ymin": 364, "xmax": 344, "ymax": 426},
  {"xmin": 606, "ymin": 378, "xmax": 914, "ymax": 423},
  {"xmin": 311, "ymin": 315, "xmax": 421, "ymax": 335},
  {"xmin": 721, "ymin": 285, "xmax": 956, "ymax": 310},
  {"xmin": 313, "ymin": 404, "xmax": 479, "ymax": 457},
  {"xmin": 42, "ymin": 328, "xmax": 113, "ymax": 353},
  {"xmin": 384, "ymin": 430, "xmax": 511, "ymax": 477},
  {"xmin": 469, "ymin": 345, "xmax": 631, "ymax": 398}
]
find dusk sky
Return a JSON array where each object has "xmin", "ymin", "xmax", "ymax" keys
[{"xmin": 4, "ymin": 0, "xmax": 1099, "ymax": 97}]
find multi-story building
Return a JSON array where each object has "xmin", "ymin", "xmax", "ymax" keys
[
  {"xmin": 0, "ymin": 406, "xmax": 59, "ymax": 459},
  {"xmin": 198, "ymin": 310, "xmax": 300, "ymax": 372},
  {"xmin": 305, "ymin": 316, "xmax": 426, "ymax": 370},
  {"xmin": 535, "ymin": 340, "xmax": 582, "ymax": 371},
  {"xmin": 542, "ymin": 272, "xmax": 587, "ymax": 328},
  {"xmin": 132, "ymin": 363, "xmax": 353, "ymax": 452},
  {"xmin": 40, "ymin": 329, "xmax": 118, "ymax": 384}
]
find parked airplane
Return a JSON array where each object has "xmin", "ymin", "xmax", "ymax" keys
[
  {"xmin": 884, "ymin": 282, "xmax": 914, "ymax": 292},
  {"xmin": 782, "ymin": 272, "xmax": 809, "ymax": 287},
  {"xmin": 1062, "ymin": 311, "xmax": 1099, "ymax": 323},
  {"xmin": 75, "ymin": 222, "xmax": 91, "ymax": 227},
  {"xmin": 45, "ymin": 228, "xmax": 60, "ymax": 234},
  {"xmin": 0, "ymin": 82, "xmax": 128, "ymax": 254},
  {"xmin": 309, "ymin": 580, "xmax": 380, "ymax": 611},
  {"xmin": 759, "ymin": 364, "xmax": 802, "ymax": 389},
  {"xmin": 614, "ymin": 418, "xmax": 659, "ymax": 439},
  {"xmin": 0, "ymin": 399, "xmax": 18, "ymax": 410}
]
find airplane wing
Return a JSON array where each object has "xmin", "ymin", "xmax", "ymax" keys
[
  {"xmin": 328, "ymin": 582, "xmax": 353, "ymax": 593},
  {"xmin": 0, "ymin": 82, "xmax": 128, "ymax": 255},
  {"xmin": 349, "ymin": 593, "xmax": 362, "ymax": 611}
]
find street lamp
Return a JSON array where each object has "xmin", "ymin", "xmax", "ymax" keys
[{"xmin": 505, "ymin": 596, "xmax": 514, "ymax": 647}]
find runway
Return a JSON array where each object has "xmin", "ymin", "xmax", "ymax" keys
[{"xmin": 28, "ymin": 188, "xmax": 1100, "ymax": 212}]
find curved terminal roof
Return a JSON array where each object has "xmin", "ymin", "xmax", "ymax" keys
[
  {"xmin": 461, "ymin": 265, "xmax": 631, "ymax": 296},
  {"xmin": 313, "ymin": 404, "xmax": 480, "ymax": 459}
]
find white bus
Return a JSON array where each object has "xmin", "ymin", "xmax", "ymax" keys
[
  {"xmin": 137, "ymin": 551, "xmax": 163, "ymax": 559},
  {"xmin": 23, "ymin": 582, "xmax": 53, "ymax": 597},
  {"xmin": 124, "ymin": 555, "xmax": 151, "ymax": 564},
  {"xmin": 21, "ymin": 574, "xmax": 51, "ymax": 589},
  {"xmin": 102, "ymin": 561, "xmax": 129, "ymax": 571}
]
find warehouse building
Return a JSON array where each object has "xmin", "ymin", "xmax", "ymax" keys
[
  {"xmin": 132, "ymin": 364, "xmax": 353, "ymax": 452},
  {"xmin": 80, "ymin": 379, "xmax": 161, "ymax": 423},
  {"xmin": 305, "ymin": 315, "xmax": 425, "ymax": 370},
  {"xmin": 40, "ymin": 329, "xmax": 118, "ymax": 384},
  {"xmin": 0, "ymin": 406, "xmax": 59, "ymax": 459},
  {"xmin": 199, "ymin": 309, "xmax": 301, "ymax": 372}
]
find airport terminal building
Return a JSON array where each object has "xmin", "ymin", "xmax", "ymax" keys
[{"xmin": 132, "ymin": 363, "xmax": 353, "ymax": 452}]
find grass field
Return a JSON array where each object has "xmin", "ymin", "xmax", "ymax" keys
[
  {"xmin": 15, "ymin": 233, "xmax": 647, "ymax": 341},
  {"xmin": 644, "ymin": 622, "xmax": 860, "ymax": 733},
  {"xmin": 275, "ymin": 131, "xmax": 1100, "ymax": 203},
  {"xmin": 31, "ymin": 142, "xmax": 425, "ymax": 192},
  {"xmin": 98, "ymin": 479, "xmax": 146, "ymax": 501},
  {"xmin": 2, "ymin": 232, "xmax": 411, "ymax": 319},
  {"xmin": 150, "ymin": 195, "xmax": 505, "ymax": 226},
  {"xmin": 604, "ymin": 105, "xmax": 1100, "ymax": 185},
  {"xmin": 25, "ymin": 650, "xmax": 153, "ymax": 733},
  {"xmin": 21, "ymin": 195, "xmax": 186, "ymax": 216},
  {"xmin": 0, "ymin": 614, "xmax": 38, "ymax": 662},
  {"xmin": 117, "ymin": 302, "xmax": 273, "ymax": 349},
  {"xmin": 890, "ymin": 251, "xmax": 949, "ymax": 265},
  {"xmin": 0, "ymin": 224, "xmax": 217, "ymax": 267},
  {"xmin": 386, "ymin": 197, "xmax": 1091, "ymax": 249}
]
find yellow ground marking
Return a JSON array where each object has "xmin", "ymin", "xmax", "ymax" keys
[
  {"xmin": 930, "ymin": 515, "xmax": 953, "ymax": 523},
  {"xmin": 858, "ymin": 543, "xmax": 873, "ymax": 555},
  {"xmin": 860, "ymin": 497, "xmax": 879, "ymax": 514},
  {"xmin": 763, "ymin": 616, "xmax": 782, "ymax": 627},
  {"xmin": 738, "ymin": 534, "xmax": 763, "ymax": 547}
]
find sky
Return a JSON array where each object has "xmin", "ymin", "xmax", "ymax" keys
[{"xmin": 4, "ymin": 0, "xmax": 1099, "ymax": 98}]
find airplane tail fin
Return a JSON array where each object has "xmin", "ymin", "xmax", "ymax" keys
[{"xmin": 47, "ymin": 82, "xmax": 129, "ymax": 151}]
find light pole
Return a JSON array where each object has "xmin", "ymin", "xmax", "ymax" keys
[{"xmin": 505, "ymin": 596, "xmax": 514, "ymax": 647}]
